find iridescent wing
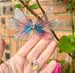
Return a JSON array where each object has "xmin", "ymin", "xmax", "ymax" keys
[
  {"xmin": 48, "ymin": 18, "xmax": 61, "ymax": 30},
  {"xmin": 8, "ymin": 18, "xmax": 25, "ymax": 29},
  {"xmin": 41, "ymin": 7, "xmax": 54, "ymax": 22},
  {"xmin": 41, "ymin": 6, "xmax": 72, "ymax": 31},
  {"xmin": 14, "ymin": 8, "xmax": 29, "ymax": 24},
  {"xmin": 34, "ymin": 23, "xmax": 45, "ymax": 36},
  {"xmin": 34, "ymin": 20, "xmax": 47, "ymax": 36},
  {"xmin": 48, "ymin": 17, "xmax": 72, "ymax": 31},
  {"xmin": 14, "ymin": 24, "xmax": 33, "ymax": 39},
  {"xmin": 9, "ymin": 8, "xmax": 33, "ymax": 39}
]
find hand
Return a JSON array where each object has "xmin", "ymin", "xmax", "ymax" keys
[
  {"xmin": 0, "ymin": 33, "xmax": 57, "ymax": 73},
  {"xmin": 0, "ymin": 38, "xmax": 5, "ymax": 61}
]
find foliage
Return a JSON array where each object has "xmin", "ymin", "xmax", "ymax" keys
[
  {"xmin": 15, "ymin": 3, "xmax": 39, "ymax": 9},
  {"xmin": 57, "ymin": 0, "xmax": 75, "ymax": 73},
  {"xmin": 60, "ymin": 60, "xmax": 67, "ymax": 68},
  {"xmin": 66, "ymin": 1, "xmax": 75, "ymax": 10},
  {"xmin": 15, "ymin": 4, "xmax": 23, "ymax": 8},
  {"xmin": 29, "ymin": 4, "xmax": 39, "ymax": 9},
  {"xmin": 58, "ymin": 36, "xmax": 75, "ymax": 53}
]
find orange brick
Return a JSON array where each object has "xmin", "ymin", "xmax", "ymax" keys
[
  {"xmin": 64, "ymin": 0, "xmax": 70, "ymax": 5},
  {"xmin": 20, "ymin": 40, "xmax": 26, "ymax": 48},
  {"xmin": 27, "ymin": 15, "xmax": 37, "ymax": 21},
  {"xmin": 3, "ymin": 37, "xmax": 10, "ymax": 44},
  {"xmin": 63, "ymin": 32, "xmax": 71, "ymax": 35},
  {"xmin": 0, "ymin": 27, "xmax": 5, "ymax": 36},
  {"xmin": 3, "ymin": 37, "xmax": 10, "ymax": 50},
  {"xmin": 53, "ymin": 5, "xmax": 66, "ymax": 13},
  {"xmin": 11, "ymin": 38, "xmax": 18, "ymax": 56},
  {"xmin": 34, "ymin": 9, "xmax": 42, "ymax": 14},
  {"xmin": 56, "ymin": 48, "xmax": 69, "ymax": 62},
  {"xmin": 48, "ymin": 14, "xmax": 70, "ymax": 21},
  {"xmin": 7, "ymin": 17, "xmax": 13, "ymax": 26},
  {"xmin": 56, "ymin": 32, "xmax": 71, "ymax": 39},
  {"xmin": 40, "ymin": 0, "xmax": 66, "ymax": 13},
  {"xmin": 40, "ymin": 0, "xmax": 54, "ymax": 6},
  {"xmin": 6, "ymin": 17, "xmax": 9, "ymax": 26},
  {"xmin": 6, "ymin": 28, "xmax": 17, "ymax": 37}
]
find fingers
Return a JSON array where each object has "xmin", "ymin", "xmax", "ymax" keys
[
  {"xmin": 37, "ymin": 40, "xmax": 57, "ymax": 69},
  {"xmin": 27, "ymin": 33, "xmax": 53, "ymax": 62},
  {"xmin": 0, "ymin": 38, "xmax": 5, "ymax": 61},
  {"xmin": 40, "ymin": 61, "xmax": 57, "ymax": 73},
  {"xmin": 24, "ymin": 63, "xmax": 34, "ymax": 73},
  {"xmin": 17, "ymin": 34, "xmax": 41, "ymax": 57}
]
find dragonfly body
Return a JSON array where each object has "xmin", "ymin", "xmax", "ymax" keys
[{"xmin": 23, "ymin": 22, "xmax": 45, "ymax": 36}]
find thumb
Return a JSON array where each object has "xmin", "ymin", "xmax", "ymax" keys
[{"xmin": 0, "ymin": 38, "xmax": 5, "ymax": 61}]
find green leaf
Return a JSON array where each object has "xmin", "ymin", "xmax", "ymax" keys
[
  {"xmin": 64, "ymin": 67, "xmax": 70, "ymax": 73},
  {"xmin": 66, "ymin": 2, "xmax": 71, "ymax": 9},
  {"xmin": 57, "ymin": 0, "xmax": 60, "ymax": 2},
  {"xmin": 73, "ymin": 2, "xmax": 75, "ymax": 10},
  {"xmin": 68, "ymin": 35, "xmax": 75, "ymax": 41},
  {"xmin": 15, "ymin": 4, "xmax": 23, "ymax": 8},
  {"xmin": 29, "ymin": 4, "xmax": 39, "ymax": 9},
  {"xmin": 68, "ymin": 35, "xmax": 75, "ymax": 46},
  {"xmin": 60, "ymin": 60, "xmax": 67, "ymax": 68},
  {"xmin": 74, "ymin": 31, "xmax": 75, "ymax": 38},
  {"xmin": 58, "ymin": 36, "xmax": 75, "ymax": 53}
]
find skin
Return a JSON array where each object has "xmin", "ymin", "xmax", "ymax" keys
[{"xmin": 0, "ymin": 33, "xmax": 57, "ymax": 73}]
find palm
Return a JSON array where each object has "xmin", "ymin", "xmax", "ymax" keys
[
  {"xmin": 11, "ymin": 54, "xmax": 26, "ymax": 73},
  {"xmin": 11, "ymin": 54, "xmax": 38, "ymax": 73}
]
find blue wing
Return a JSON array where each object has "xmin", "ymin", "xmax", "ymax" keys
[
  {"xmin": 34, "ymin": 24, "xmax": 46, "ymax": 36},
  {"xmin": 23, "ymin": 24, "xmax": 32, "ymax": 35}
]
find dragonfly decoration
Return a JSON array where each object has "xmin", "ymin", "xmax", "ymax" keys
[{"xmin": 9, "ymin": 8, "xmax": 61, "ymax": 40}]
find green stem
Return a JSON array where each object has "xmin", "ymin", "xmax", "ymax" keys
[
  {"xmin": 51, "ymin": 30, "xmax": 59, "ymax": 41},
  {"xmin": 36, "ymin": 0, "xmax": 48, "ymax": 21},
  {"xmin": 19, "ymin": 0, "xmax": 42, "ymax": 20},
  {"xmin": 70, "ymin": 0, "xmax": 74, "ymax": 36},
  {"xmin": 70, "ymin": 58, "xmax": 75, "ymax": 73}
]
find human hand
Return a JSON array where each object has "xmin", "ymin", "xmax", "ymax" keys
[
  {"xmin": 0, "ymin": 33, "xmax": 57, "ymax": 73},
  {"xmin": 0, "ymin": 38, "xmax": 5, "ymax": 62}
]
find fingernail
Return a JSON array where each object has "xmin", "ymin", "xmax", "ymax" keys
[{"xmin": 52, "ymin": 63, "xmax": 61, "ymax": 73}]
